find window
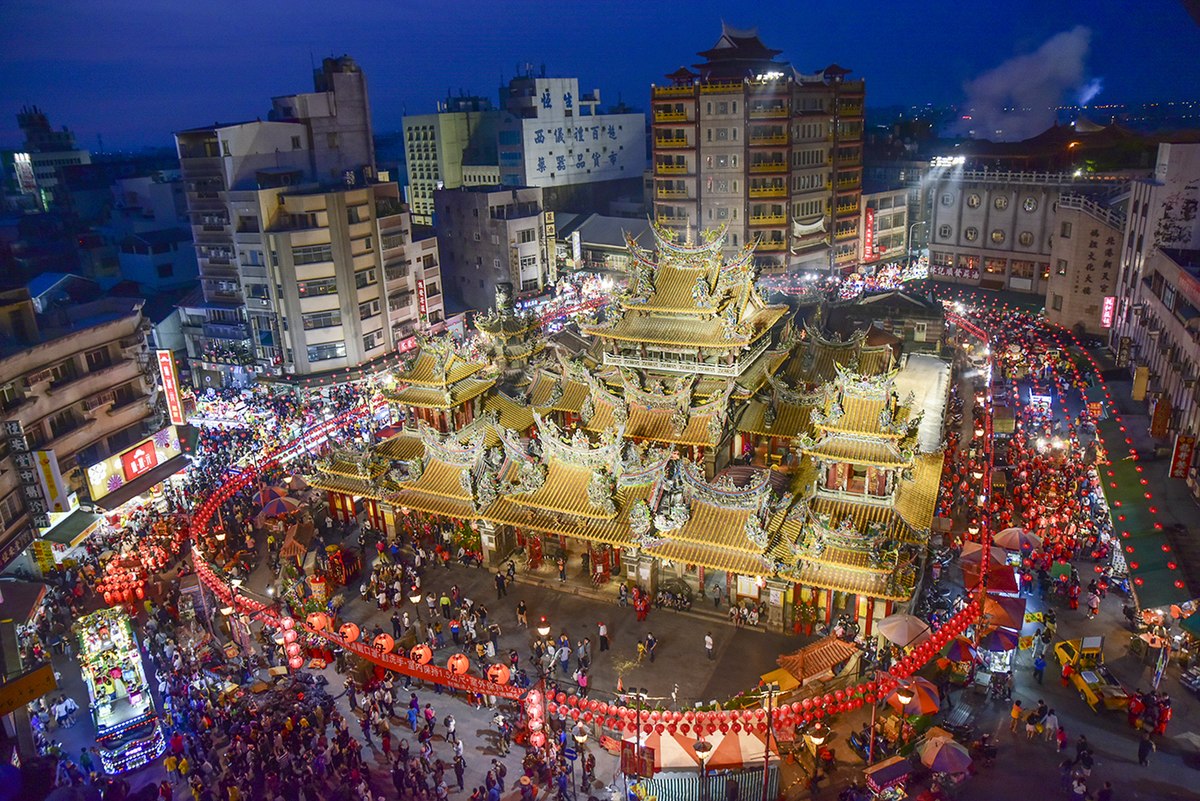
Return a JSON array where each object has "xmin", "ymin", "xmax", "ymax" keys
[
  {"xmin": 1056, "ymin": 259, "xmax": 1068, "ymax": 276},
  {"xmin": 291, "ymin": 136, "xmax": 302, "ymax": 150},
  {"xmin": 363, "ymin": 330, "xmax": 384, "ymax": 351},
  {"xmin": 938, "ymin": 224, "xmax": 952, "ymax": 239},
  {"xmin": 347, "ymin": 205, "xmax": 366, "ymax": 224},
  {"xmin": 359, "ymin": 299, "xmax": 381, "ymax": 320},
  {"xmin": 990, "ymin": 229, "xmax": 1006, "ymax": 244},
  {"xmin": 984, "ymin": 258, "xmax": 1007, "ymax": 275},
  {"xmin": 715, "ymin": 128, "xmax": 729, "ymax": 141},
  {"xmin": 302, "ymin": 310, "xmax": 342, "ymax": 330},
  {"xmin": 298, "ymin": 277, "xmax": 338, "ymax": 297},
  {"xmin": 993, "ymin": 195, "xmax": 1009, "ymax": 210},
  {"xmin": 941, "ymin": 193, "xmax": 954, "ymax": 206},
  {"xmin": 1052, "ymin": 294, "xmax": 1063, "ymax": 311},
  {"xmin": 1023, "ymin": 197, "xmax": 1038, "ymax": 213},
  {"xmin": 1018, "ymin": 231, "xmax": 1035, "ymax": 247},
  {"xmin": 307, "ymin": 343, "xmax": 347, "ymax": 362},
  {"xmin": 327, "ymin": 132, "xmax": 339, "ymax": 148},
  {"xmin": 966, "ymin": 193, "xmax": 981, "ymax": 209},
  {"xmin": 517, "ymin": 228, "xmax": 536, "ymax": 244},
  {"xmin": 964, "ymin": 227, "xmax": 979, "ymax": 242},
  {"xmin": 85, "ymin": 348, "xmax": 111, "ymax": 371},
  {"xmin": 292, "ymin": 244, "xmax": 332, "ymax": 264},
  {"xmin": 1060, "ymin": 221, "xmax": 1072, "ymax": 238},
  {"xmin": 355, "ymin": 269, "xmax": 377, "ymax": 289}
]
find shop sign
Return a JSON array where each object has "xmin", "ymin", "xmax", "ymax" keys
[
  {"xmin": 0, "ymin": 526, "xmax": 36, "ymax": 571},
  {"xmin": 416, "ymin": 279, "xmax": 428, "ymax": 321},
  {"xmin": 156, "ymin": 350, "xmax": 186, "ymax": 426},
  {"xmin": 1116, "ymin": 336, "xmax": 1132, "ymax": 368},
  {"xmin": 34, "ymin": 450, "xmax": 71, "ymax": 515},
  {"xmin": 122, "ymin": 441, "xmax": 159, "ymax": 481},
  {"xmin": 87, "ymin": 428, "xmax": 182, "ymax": 501},
  {"xmin": 5, "ymin": 421, "xmax": 49, "ymax": 528},
  {"xmin": 620, "ymin": 741, "xmax": 656, "ymax": 778},
  {"xmin": 0, "ymin": 663, "xmax": 57, "ymax": 717},
  {"xmin": 1100, "ymin": 296, "xmax": 1116, "ymax": 328},
  {"xmin": 864, "ymin": 207, "xmax": 876, "ymax": 261},
  {"xmin": 1150, "ymin": 396, "xmax": 1172, "ymax": 439},
  {"xmin": 1169, "ymin": 434, "xmax": 1195, "ymax": 479}
]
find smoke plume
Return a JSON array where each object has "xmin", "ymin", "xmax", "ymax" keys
[{"xmin": 956, "ymin": 26, "xmax": 1099, "ymax": 141}]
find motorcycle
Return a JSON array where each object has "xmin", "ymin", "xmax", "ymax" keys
[{"xmin": 970, "ymin": 734, "xmax": 998, "ymax": 767}]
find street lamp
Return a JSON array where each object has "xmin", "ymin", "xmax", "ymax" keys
[
  {"xmin": 808, "ymin": 722, "xmax": 829, "ymax": 747},
  {"xmin": 693, "ymin": 739, "xmax": 713, "ymax": 801},
  {"xmin": 572, "ymin": 723, "xmax": 590, "ymax": 800},
  {"xmin": 537, "ymin": 616, "xmax": 552, "ymax": 637},
  {"xmin": 895, "ymin": 684, "xmax": 915, "ymax": 706}
]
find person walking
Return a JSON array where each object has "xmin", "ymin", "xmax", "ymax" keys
[
  {"xmin": 495, "ymin": 573, "xmax": 507, "ymax": 599},
  {"xmin": 1138, "ymin": 732, "xmax": 1155, "ymax": 766},
  {"xmin": 557, "ymin": 556, "xmax": 567, "ymax": 583},
  {"xmin": 1033, "ymin": 654, "xmax": 1046, "ymax": 684},
  {"xmin": 646, "ymin": 632, "xmax": 657, "ymax": 663},
  {"xmin": 1043, "ymin": 709, "xmax": 1059, "ymax": 742},
  {"xmin": 705, "ymin": 632, "xmax": 714, "ymax": 660},
  {"xmin": 516, "ymin": 600, "xmax": 529, "ymax": 628},
  {"xmin": 598, "ymin": 621, "xmax": 609, "ymax": 652},
  {"xmin": 1009, "ymin": 700, "xmax": 1023, "ymax": 734}
]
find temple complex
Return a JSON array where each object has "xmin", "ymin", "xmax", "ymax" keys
[{"xmin": 311, "ymin": 225, "xmax": 949, "ymax": 635}]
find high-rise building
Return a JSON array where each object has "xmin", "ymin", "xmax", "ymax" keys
[
  {"xmin": 11, "ymin": 106, "xmax": 92, "ymax": 212},
  {"xmin": 1044, "ymin": 195, "xmax": 1125, "ymax": 334},
  {"xmin": 649, "ymin": 25, "xmax": 864, "ymax": 273},
  {"xmin": 496, "ymin": 71, "xmax": 645, "ymax": 212},
  {"xmin": 434, "ymin": 185, "xmax": 550, "ymax": 313},
  {"xmin": 402, "ymin": 95, "xmax": 500, "ymax": 226},
  {"xmin": 1111, "ymin": 143, "xmax": 1200, "ymax": 469},
  {"xmin": 176, "ymin": 56, "xmax": 441, "ymax": 387}
]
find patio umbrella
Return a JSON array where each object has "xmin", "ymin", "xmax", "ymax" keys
[
  {"xmin": 259, "ymin": 496, "xmax": 301, "ymax": 518},
  {"xmin": 285, "ymin": 475, "xmax": 309, "ymax": 492},
  {"xmin": 961, "ymin": 563, "xmax": 1019, "ymax": 593},
  {"xmin": 981, "ymin": 594, "xmax": 1027, "ymax": 630},
  {"xmin": 919, "ymin": 736, "xmax": 972, "ymax": 773},
  {"xmin": 254, "ymin": 486, "xmax": 288, "ymax": 507},
  {"xmin": 960, "ymin": 542, "xmax": 1006, "ymax": 568},
  {"xmin": 993, "ymin": 527, "xmax": 1042, "ymax": 551},
  {"xmin": 886, "ymin": 677, "xmax": 940, "ymax": 715},
  {"xmin": 978, "ymin": 626, "xmax": 1020, "ymax": 652},
  {"xmin": 943, "ymin": 637, "xmax": 978, "ymax": 663},
  {"xmin": 876, "ymin": 614, "xmax": 932, "ymax": 647}
]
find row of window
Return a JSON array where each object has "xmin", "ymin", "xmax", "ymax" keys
[
  {"xmin": 938, "ymin": 225, "xmax": 1037, "ymax": 247},
  {"xmin": 942, "ymin": 193, "xmax": 1040, "ymax": 213}
]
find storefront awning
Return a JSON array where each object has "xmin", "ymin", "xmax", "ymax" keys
[
  {"xmin": 41, "ymin": 508, "xmax": 100, "ymax": 546},
  {"xmin": 93, "ymin": 454, "xmax": 189, "ymax": 511}
]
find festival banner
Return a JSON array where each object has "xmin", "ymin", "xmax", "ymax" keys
[
  {"xmin": 156, "ymin": 350, "xmax": 186, "ymax": 426},
  {"xmin": 1169, "ymin": 434, "xmax": 1195, "ymax": 479}
]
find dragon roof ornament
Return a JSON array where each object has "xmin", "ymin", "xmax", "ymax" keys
[
  {"xmin": 417, "ymin": 420, "xmax": 486, "ymax": 467},
  {"xmin": 532, "ymin": 410, "xmax": 624, "ymax": 472}
]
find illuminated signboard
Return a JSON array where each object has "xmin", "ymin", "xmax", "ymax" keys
[
  {"xmin": 156, "ymin": 350, "xmax": 186, "ymax": 426},
  {"xmin": 1170, "ymin": 434, "xmax": 1195, "ymax": 479},
  {"xmin": 86, "ymin": 428, "xmax": 182, "ymax": 501},
  {"xmin": 864, "ymin": 207, "xmax": 876, "ymax": 261},
  {"xmin": 416, "ymin": 279, "xmax": 428, "ymax": 320},
  {"xmin": 1100, "ymin": 296, "xmax": 1116, "ymax": 328}
]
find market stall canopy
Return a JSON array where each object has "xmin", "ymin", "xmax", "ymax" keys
[
  {"xmin": 280, "ymin": 521, "xmax": 316, "ymax": 560},
  {"xmin": 876, "ymin": 613, "xmax": 932, "ymax": 647},
  {"xmin": 255, "ymin": 486, "xmax": 288, "ymax": 506},
  {"xmin": 622, "ymin": 728, "xmax": 778, "ymax": 772},
  {"xmin": 943, "ymin": 637, "xmax": 978, "ymax": 663},
  {"xmin": 284, "ymin": 475, "xmax": 309, "ymax": 492},
  {"xmin": 981, "ymin": 594, "xmax": 1027, "ymax": 630},
  {"xmin": 993, "ymin": 527, "xmax": 1042, "ymax": 551},
  {"xmin": 258, "ymin": 496, "xmax": 302, "ymax": 519},
  {"xmin": 960, "ymin": 541, "xmax": 1006, "ymax": 568},
  {"xmin": 886, "ymin": 676, "xmax": 940, "ymax": 715},
  {"xmin": 776, "ymin": 635, "xmax": 859, "ymax": 683},
  {"xmin": 978, "ymin": 626, "xmax": 1019, "ymax": 652},
  {"xmin": 93, "ymin": 454, "xmax": 188, "ymax": 511},
  {"xmin": 919, "ymin": 734, "xmax": 972, "ymax": 772},
  {"xmin": 960, "ymin": 562, "xmax": 1019, "ymax": 593},
  {"xmin": 41, "ymin": 508, "xmax": 100, "ymax": 546}
]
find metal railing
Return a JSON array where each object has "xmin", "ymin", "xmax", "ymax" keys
[
  {"xmin": 1056, "ymin": 194, "xmax": 1127, "ymax": 230},
  {"xmin": 603, "ymin": 339, "xmax": 769, "ymax": 377}
]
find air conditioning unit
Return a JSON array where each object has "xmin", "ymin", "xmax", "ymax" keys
[{"xmin": 24, "ymin": 368, "xmax": 52, "ymax": 387}]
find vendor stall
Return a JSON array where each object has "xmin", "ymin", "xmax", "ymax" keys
[
  {"xmin": 74, "ymin": 608, "xmax": 165, "ymax": 773},
  {"xmin": 864, "ymin": 754, "xmax": 910, "ymax": 800}
]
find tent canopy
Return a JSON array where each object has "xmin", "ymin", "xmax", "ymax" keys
[
  {"xmin": 776, "ymin": 635, "xmax": 859, "ymax": 682},
  {"xmin": 622, "ymin": 729, "xmax": 778, "ymax": 772}
]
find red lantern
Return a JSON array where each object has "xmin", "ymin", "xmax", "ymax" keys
[
  {"xmin": 680, "ymin": 723, "xmax": 690, "ymax": 734},
  {"xmin": 487, "ymin": 664, "xmax": 511, "ymax": 685},
  {"xmin": 288, "ymin": 656, "xmax": 304, "ymax": 670},
  {"xmin": 557, "ymin": 693, "xmax": 568, "ymax": 705},
  {"xmin": 283, "ymin": 629, "xmax": 298, "ymax": 644},
  {"xmin": 446, "ymin": 653, "xmax": 470, "ymax": 674},
  {"xmin": 655, "ymin": 724, "xmax": 665, "ymax": 734},
  {"xmin": 285, "ymin": 642, "xmax": 301, "ymax": 658},
  {"xmin": 731, "ymin": 722, "xmax": 741, "ymax": 733},
  {"xmin": 410, "ymin": 644, "xmax": 432, "ymax": 664}
]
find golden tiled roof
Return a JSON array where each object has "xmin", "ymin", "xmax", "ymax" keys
[
  {"xmin": 800, "ymin": 435, "xmax": 909, "ymax": 467},
  {"xmin": 809, "ymin": 495, "xmax": 920, "ymax": 544},
  {"xmin": 508, "ymin": 460, "xmax": 615, "ymax": 520},
  {"xmin": 585, "ymin": 304, "xmax": 786, "ymax": 350},
  {"xmin": 484, "ymin": 394, "xmax": 535, "ymax": 432},
  {"xmin": 404, "ymin": 459, "xmax": 473, "ymax": 501},
  {"xmin": 644, "ymin": 501, "xmax": 766, "ymax": 576},
  {"xmin": 622, "ymin": 406, "xmax": 716, "ymax": 447},
  {"xmin": 784, "ymin": 338, "xmax": 859, "ymax": 384},
  {"xmin": 859, "ymin": 345, "xmax": 893, "ymax": 376},
  {"xmin": 377, "ymin": 434, "xmax": 425, "ymax": 462},
  {"xmin": 894, "ymin": 451, "xmax": 944, "ymax": 531},
  {"xmin": 528, "ymin": 375, "xmax": 589, "ymax": 413},
  {"xmin": 791, "ymin": 561, "xmax": 901, "ymax": 598},
  {"xmin": 309, "ymin": 474, "xmax": 378, "ymax": 498},
  {"xmin": 396, "ymin": 350, "xmax": 487, "ymax": 387},
  {"xmin": 623, "ymin": 264, "xmax": 717, "ymax": 314},
  {"xmin": 386, "ymin": 377, "xmax": 495, "ymax": 410},
  {"xmin": 737, "ymin": 401, "xmax": 813, "ymax": 439},
  {"xmin": 733, "ymin": 348, "xmax": 789, "ymax": 398}
]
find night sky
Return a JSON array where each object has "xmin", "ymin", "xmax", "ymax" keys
[{"xmin": 2, "ymin": 0, "xmax": 1198, "ymax": 150}]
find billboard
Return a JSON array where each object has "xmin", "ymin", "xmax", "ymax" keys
[
  {"xmin": 1100, "ymin": 296, "xmax": 1116, "ymax": 328},
  {"xmin": 86, "ymin": 428, "xmax": 182, "ymax": 501},
  {"xmin": 156, "ymin": 350, "xmax": 186, "ymax": 426},
  {"xmin": 864, "ymin": 207, "xmax": 876, "ymax": 262}
]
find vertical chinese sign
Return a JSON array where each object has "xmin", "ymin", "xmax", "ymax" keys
[{"xmin": 156, "ymin": 350, "xmax": 186, "ymax": 426}]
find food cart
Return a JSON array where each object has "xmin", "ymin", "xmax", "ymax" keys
[
  {"xmin": 864, "ymin": 754, "xmax": 910, "ymax": 800},
  {"xmin": 1054, "ymin": 636, "xmax": 1129, "ymax": 712},
  {"xmin": 75, "ymin": 608, "xmax": 166, "ymax": 773}
]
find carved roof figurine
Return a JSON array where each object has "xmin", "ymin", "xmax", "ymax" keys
[{"xmin": 382, "ymin": 334, "xmax": 496, "ymax": 411}]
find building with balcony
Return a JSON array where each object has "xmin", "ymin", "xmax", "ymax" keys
[
  {"xmin": 402, "ymin": 95, "xmax": 500, "ymax": 226},
  {"xmin": 496, "ymin": 70, "xmax": 645, "ymax": 213},
  {"xmin": 175, "ymin": 54, "xmax": 387, "ymax": 387},
  {"xmin": 649, "ymin": 24, "xmax": 865, "ymax": 273},
  {"xmin": 0, "ymin": 291, "xmax": 159, "ymax": 571},
  {"xmin": 10, "ymin": 106, "xmax": 92, "ymax": 212},
  {"xmin": 1044, "ymin": 195, "xmax": 1125, "ymax": 334},
  {"xmin": 860, "ymin": 185, "xmax": 909, "ymax": 267},
  {"xmin": 1111, "ymin": 143, "xmax": 1200, "ymax": 492},
  {"xmin": 434, "ymin": 185, "xmax": 551, "ymax": 313},
  {"xmin": 926, "ymin": 168, "xmax": 1129, "ymax": 294}
]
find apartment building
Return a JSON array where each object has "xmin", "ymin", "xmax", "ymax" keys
[
  {"xmin": 1111, "ymin": 143, "xmax": 1200, "ymax": 491},
  {"xmin": 0, "ymin": 291, "xmax": 159, "ymax": 570},
  {"xmin": 434, "ymin": 185, "xmax": 550, "ymax": 312},
  {"xmin": 11, "ymin": 106, "xmax": 92, "ymax": 212},
  {"xmin": 860, "ymin": 186, "xmax": 909, "ymax": 267},
  {"xmin": 403, "ymin": 95, "xmax": 500, "ymax": 226},
  {"xmin": 649, "ymin": 24, "xmax": 864, "ymax": 273},
  {"xmin": 1044, "ymin": 195, "xmax": 1125, "ymax": 334}
]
